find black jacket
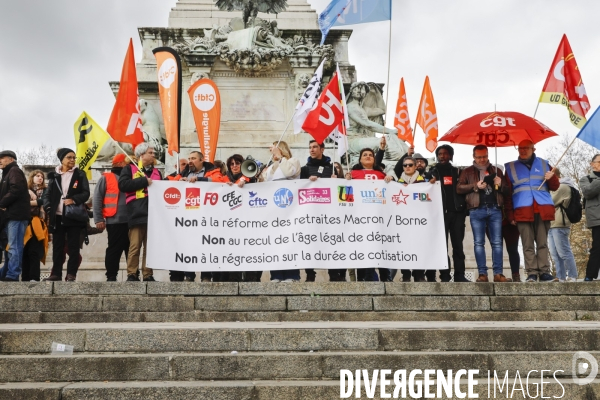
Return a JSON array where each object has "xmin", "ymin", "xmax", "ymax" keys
[
  {"xmin": 0, "ymin": 161, "xmax": 30, "ymax": 222},
  {"xmin": 118, "ymin": 164, "xmax": 163, "ymax": 227},
  {"xmin": 300, "ymin": 156, "xmax": 334, "ymax": 179},
  {"xmin": 43, "ymin": 168, "xmax": 90, "ymax": 231},
  {"xmin": 429, "ymin": 163, "xmax": 466, "ymax": 213}
]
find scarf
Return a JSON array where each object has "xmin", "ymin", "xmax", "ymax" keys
[
  {"xmin": 401, "ymin": 171, "xmax": 421, "ymax": 184},
  {"xmin": 472, "ymin": 161, "xmax": 491, "ymax": 180}
]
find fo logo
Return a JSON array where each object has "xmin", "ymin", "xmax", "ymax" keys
[
  {"xmin": 185, "ymin": 188, "xmax": 201, "ymax": 209},
  {"xmin": 158, "ymin": 58, "xmax": 177, "ymax": 89},
  {"xmin": 193, "ymin": 84, "xmax": 217, "ymax": 111},
  {"xmin": 164, "ymin": 187, "xmax": 181, "ymax": 205},
  {"xmin": 273, "ymin": 188, "xmax": 293, "ymax": 208}
]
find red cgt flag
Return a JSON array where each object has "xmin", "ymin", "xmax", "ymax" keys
[
  {"xmin": 302, "ymin": 73, "xmax": 344, "ymax": 144},
  {"xmin": 394, "ymin": 78, "xmax": 413, "ymax": 145},
  {"xmin": 416, "ymin": 76, "xmax": 439, "ymax": 153},
  {"xmin": 539, "ymin": 34, "xmax": 590, "ymax": 128},
  {"xmin": 106, "ymin": 39, "xmax": 144, "ymax": 147}
]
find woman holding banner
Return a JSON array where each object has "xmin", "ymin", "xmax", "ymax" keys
[
  {"xmin": 345, "ymin": 140, "xmax": 395, "ymax": 282},
  {"xmin": 260, "ymin": 141, "xmax": 301, "ymax": 282}
]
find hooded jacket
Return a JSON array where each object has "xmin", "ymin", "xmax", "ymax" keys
[{"xmin": 580, "ymin": 173, "xmax": 600, "ymax": 229}]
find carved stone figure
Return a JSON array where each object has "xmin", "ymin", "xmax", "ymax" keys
[
  {"xmin": 345, "ymin": 82, "xmax": 408, "ymax": 169},
  {"xmin": 191, "ymin": 72, "xmax": 210, "ymax": 84},
  {"xmin": 295, "ymin": 73, "xmax": 311, "ymax": 101},
  {"xmin": 214, "ymin": 0, "xmax": 288, "ymax": 28}
]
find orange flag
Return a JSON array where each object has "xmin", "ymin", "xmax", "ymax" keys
[
  {"xmin": 539, "ymin": 34, "xmax": 590, "ymax": 128},
  {"xmin": 416, "ymin": 76, "xmax": 439, "ymax": 152},
  {"xmin": 393, "ymin": 78, "xmax": 413, "ymax": 145},
  {"xmin": 106, "ymin": 39, "xmax": 144, "ymax": 146},
  {"xmin": 188, "ymin": 78, "xmax": 221, "ymax": 163},
  {"xmin": 153, "ymin": 47, "xmax": 182, "ymax": 156}
]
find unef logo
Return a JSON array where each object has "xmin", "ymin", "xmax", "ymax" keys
[
  {"xmin": 360, "ymin": 188, "xmax": 387, "ymax": 205},
  {"xmin": 185, "ymin": 188, "xmax": 201, "ymax": 209},
  {"xmin": 413, "ymin": 193, "xmax": 432, "ymax": 202},
  {"xmin": 193, "ymin": 84, "xmax": 217, "ymax": 112},
  {"xmin": 392, "ymin": 190, "xmax": 409, "ymax": 205},
  {"xmin": 163, "ymin": 187, "xmax": 181, "ymax": 209},
  {"xmin": 158, "ymin": 58, "xmax": 177, "ymax": 89},
  {"xmin": 337, "ymin": 186, "xmax": 354, "ymax": 207},
  {"xmin": 273, "ymin": 188, "xmax": 293, "ymax": 208}
]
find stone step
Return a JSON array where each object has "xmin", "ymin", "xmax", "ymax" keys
[
  {"xmin": 1, "ymin": 321, "xmax": 600, "ymax": 353},
  {"xmin": 0, "ymin": 310, "xmax": 581, "ymax": 324},
  {"xmin": 1, "ymin": 379, "xmax": 598, "ymax": 400},
  {"xmin": 0, "ymin": 351, "xmax": 596, "ymax": 382}
]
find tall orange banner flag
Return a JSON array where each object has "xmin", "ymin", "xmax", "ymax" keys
[
  {"xmin": 416, "ymin": 76, "xmax": 438, "ymax": 153},
  {"xmin": 394, "ymin": 78, "xmax": 413, "ymax": 145},
  {"xmin": 153, "ymin": 47, "xmax": 182, "ymax": 156},
  {"xmin": 106, "ymin": 39, "xmax": 144, "ymax": 146},
  {"xmin": 539, "ymin": 34, "xmax": 590, "ymax": 128},
  {"xmin": 188, "ymin": 78, "xmax": 221, "ymax": 163}
]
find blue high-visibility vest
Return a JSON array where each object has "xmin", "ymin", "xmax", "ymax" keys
[{"xmin": 505, "ymin": 158, "xmax": 553, "ymax": 209}]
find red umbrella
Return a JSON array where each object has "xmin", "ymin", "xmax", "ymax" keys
[{"xmin": 439, "ymin": 111, "xmax": 558, "ymax": 147}]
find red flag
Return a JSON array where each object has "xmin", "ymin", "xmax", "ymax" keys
[
  {"xmin": 416, "ymin": 76, "xmax": 439, "ymax": 153},
  {"xmin": 302, "ymin": 73, "xmax": 344, "ymax": 144},
  {"xmin": 539, "ymin": 34, "xmax": 591, "ymax": 128},
  {"xmin": 106, "ymin": 39, "xmax": 144, "ymax": 146},
  {"xmin": 188, "ymin": 78, "xmax": 221, "ymax": 163},
  {"xmin": 394, "ymin": 78, "xmax": 413, "ymax": 145}
]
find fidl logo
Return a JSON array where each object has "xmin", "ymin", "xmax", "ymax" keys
[
  {"xmin": 413, "ymin": 193, "xmax": 432, "ymax": 202},
  {"xmin": 338, "ymin": 186, "xmax": 354, "ymax": 203},
  {"xmin": 185, "ymin": 187, "xmax": 201, "ymax": 209},
  {"xmin": 361, "ymin": 187, "xmax": 387, "ymax": 204},
  {"xmin": 273, "ymin": 188, "xmax": 294, "ymax": 208}
]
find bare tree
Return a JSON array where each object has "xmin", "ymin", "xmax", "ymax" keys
[{"xmin": 14, "ymin": 144, "xmax": 57, "ymax": 166}]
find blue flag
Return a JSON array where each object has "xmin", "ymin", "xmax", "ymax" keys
[
  {"xmin": 334, "ymin": 0, "xmax": 392, "ymax": 26},
  {"xmin": 577, "ymin": 106, "xmax": 600, "ymax": 150},
  {"xmin": 319, "ymin": 0, "xmax": 353, "ymax": 45}
]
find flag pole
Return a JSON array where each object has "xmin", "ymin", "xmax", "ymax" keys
[
  {"xmin": 537, "ymin": 135, "xmax": 578, "ymax": 190},
  {"xmin": 383, "ymin": 6, "xmax": 393, "ymax": 128},
  {"xmin": 533, "ymin": 101, "xmax": 541, "ymax": 119},
  {"xmin": 267, "ymin": 112, "xmax": 296, "ymax": 166},
  {"xmin": 111, "ymin": 139, "xmax": 137, "ymax": 165}
]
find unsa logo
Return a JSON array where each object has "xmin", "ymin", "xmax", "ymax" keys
[
  {"xmin": 158, "ymin": 58, "xmax": 177, "ymax": 89},
  {"xmin": 164, "ymin": 187, "xmax": 181, "ymax": 205},
  {"xmin": 193, "ymin": 84, "xmax": 217, "ymax": 112}
]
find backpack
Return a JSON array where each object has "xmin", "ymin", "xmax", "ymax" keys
[{"xmin": 560, "ymin": 186, "xmax": 583, "ymax": 224}]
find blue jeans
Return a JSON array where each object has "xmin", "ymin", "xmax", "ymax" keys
[
  {"xmin": 1, "ymin": 220, "xmax": 28, "ymax": 281},
  {"xmin": 469, "ymin": 206, "xmax": 503, "ymax": 275},
  {"xmin": 548, "ymin": 227, "xmax": 578, "ymax": 280}
]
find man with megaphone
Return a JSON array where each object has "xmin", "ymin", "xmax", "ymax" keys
[{"xmin": 299, "ymin": 140, "xmax": 345, "ymax": 282}]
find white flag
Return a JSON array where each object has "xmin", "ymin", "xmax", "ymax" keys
[
  {"xmin": 293, "ymin": 59, "xmax": 326, "ymax": 134},
  {"xmin": 328, "ymin": 126, "xmax": 348, "ymax": 158}
]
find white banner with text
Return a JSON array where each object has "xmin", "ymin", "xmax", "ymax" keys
[{"xmin": 147, "ymin": 180, "xmax": 448, "ymax": 272}]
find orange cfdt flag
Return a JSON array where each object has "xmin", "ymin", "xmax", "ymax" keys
[
  {"xmin": 106, "ymin": 39, "xmax": 144, "ymax": 147},
  {"xmin": 153, "ymin": 47, "xmax": 182, "ymax": 156},
  {"xmin": 539, "ymin": 34, "xmax": 590, "ymax": 129},
  {"xmin": 188, "ymin": 78, "xmax": 221, "ymax": 163},
  {"xmin": 416, "ymin": 76, "xmax": 439, "ymax": 153},
  {"xmin": 393, "ymin": 78, "xmax": 413, "ymax": 146}
]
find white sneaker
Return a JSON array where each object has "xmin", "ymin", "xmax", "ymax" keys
[
  {"xmin": 558, "ymin": 279, "xmax": 566, "ymax": 283},
  {"xmin": 566, "ymin": 277, "xmax": 577, "ymax": 282},
  {"xmin": 283, "ymin": 279, "xmax": 298, "ymax": 282},
  {"xmin": 270, "ymin": 279, "xmax": 281, "ymax": 283}
]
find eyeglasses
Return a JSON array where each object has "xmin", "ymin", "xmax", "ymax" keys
[
  {"xmin": 230, "ymin": 161, "xmax": 241, "ymax": 166},
  {"xmin": 518, "ymin": 147, "xmax": 533, "ymax": 151},
  {"xmin": 403, "ymin": 164, "xmax": 415, "ymax": 167},
  {"xmin": 474, "ymin": 155, "xmax": 488, "ymax": 159},
  {"xmin": 64, "ymin": 156, "xmax": 76, "ymax": 160}
]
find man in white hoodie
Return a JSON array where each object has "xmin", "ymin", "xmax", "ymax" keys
[{"xmin": 548, "ymin": 168, "xmax": 578, "ymax": 282}]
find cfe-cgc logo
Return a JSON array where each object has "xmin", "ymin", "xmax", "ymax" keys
[
  {"xmin": 248, "ymin": 191, "xmax": 268, "ymax": 208},
  {"xmin": 185, "ymin": 187, "xmax": 201, "ymax": 209},
  {"xmin": 361, "ymin": 187, "xmax": 386, "ymax": 205},
  {"xmin": 298, "ymin": 188, "xmax": 331, "ymax": 205},
  {"xmin": 273, "ymin": 188, "xmax": 293, "ymax": 208},
  {"xmin": 163, "ymin": 187, "xmax": 181, "ymax": 209},
  {"xmin": 337, "ymin": 186, "xmax": 354, "ymax": 205},
  {"xmin": 222, "ymin": 190, "xmax": 242, "ymax": 210}
]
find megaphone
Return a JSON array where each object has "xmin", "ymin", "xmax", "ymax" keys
[{"xmin": 241, "ymin": 155, "xmax": 262, "ymax": 178}]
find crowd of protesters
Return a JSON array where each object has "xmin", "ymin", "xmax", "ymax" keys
[{"xmin": 0, "ymin": 138, "xmax": 597, "ymax": 283}]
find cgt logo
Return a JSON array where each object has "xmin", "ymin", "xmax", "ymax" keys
[
  {"xmin": 185, "ymin": 187, "xmax": 201, "ymax": 209},
  {"xmin": 248, "ymin": 191, "xmax": 268, "ymax": 208},
  {"xmin": 413, "ymin": 193, "xmax": 432, "ymax": 202},
  {"xmin": 164, "ymin": 187, "xmax": 181, "ymax": 205}
]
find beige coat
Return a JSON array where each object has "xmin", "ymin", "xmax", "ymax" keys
[{"xmin": 551, "ymin": 183, "xmax": 572, "ymax": 228}]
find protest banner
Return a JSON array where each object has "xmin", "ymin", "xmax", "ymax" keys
[{"xmin": 147, "ymin": 180, "xmax": 448, "ymax": 272}]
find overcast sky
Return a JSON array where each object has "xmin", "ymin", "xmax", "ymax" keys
[{"xmin": 1, "ymin": 0, "xmax": 599, "ymax": 165}]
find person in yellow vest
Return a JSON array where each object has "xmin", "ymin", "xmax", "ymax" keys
[
  {"xmin": 118, "ymin": 144, "xmax": 163, "ymax": 282},
  {"xmin": 93, "ymin": 154, "xmax": 130, "ymax": 282}
]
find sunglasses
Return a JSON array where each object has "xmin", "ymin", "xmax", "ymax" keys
[
  {"xmin": 403, "ymin": 164, "xmax": 415, "ymax": 167},
  {"xmin": 230, "ymin": 161, "xmax": 241, "ymax": 166}
]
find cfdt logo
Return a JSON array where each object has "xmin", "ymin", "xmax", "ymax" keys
[
  {"xmin": 222, "ymin": 190, "xmax": 242, "ymax": 210},
  {"xmin": 185, "ymin": 187, "xmax": 201, "ymax": 209},
  {"xmin": 158, "ymin": 58, "xmax": 177, "ymax": 89},
  {"xmin": 163, "ymin": 187, "xmax": 181, "ymax": 208},
  {"xmin": 391, "ymin": 189, "xmax": 409, "ymax": 205},
  {"xmin": 248, "ymin": 191, "xmax": 268, "ymax": 208},
  {"xmin": 193, "ymin": 83, "xmax": 217, "ymax": 111},
  {"xmin": 298, "ymin": 188, "xmax": 331, "ymax": 205},
  {"xmin": 273, "ymin": 188, "xmax": 293, "ymax": 208},
  {"xmin": 361, "ymin": 187, "xmax": 387, "ymax": 205},
  {"xmin": 337, "ymin": 186, "xmax": 354, "ymax": 203},
  {"xmin": 413, "ymin": 193, "xmax": 432, "ymax": 202}
]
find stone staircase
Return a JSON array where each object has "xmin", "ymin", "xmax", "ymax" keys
[{"xmin": 1, "ymin": 282, "xmax": 600, "ymax": 399}]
